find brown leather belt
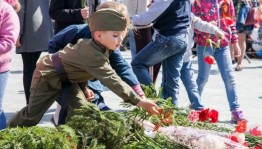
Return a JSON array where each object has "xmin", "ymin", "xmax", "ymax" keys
[{"xmin": 51, "ymin": 52, "xmax": 70, "ymax": 83}]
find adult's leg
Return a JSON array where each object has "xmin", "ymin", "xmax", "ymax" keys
[
  {"xmin": 129, "ymin": 30, "xmax": 137, "ymax": 59},
  {"xmin": 180, "ymin": 61, "xmax": 204, "ymax": 110},
  {"xmin": 55, "ymin": 82, "xmax": 72, "ymax": 125},
  {"xmin": 134, "ymin": 27, "xmax": 152, "ymax": 52},
  {"xmin": 235, "ymin": 2, "xmax": 250, "ymax": 70},
  {"xmin": 236, "ymin": 33, "xmax": 246, "ymax": 71},
  {"xmin": 0, "ymin": 71, "xmax": 9, "ymax": 130},
  {"xmin": 196, "ymin": 46, "xmax": 212, "ymax": 95},
  {"xmin": 21, "ymin": 52, "xmax": 42, "ymax": 104},
  {"xmin": 8, "ymin": 73, "xmax": 61, "ymax": 127}
]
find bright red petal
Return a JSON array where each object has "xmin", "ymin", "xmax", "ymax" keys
[
  {"xmin": 209, "ymin": 109, "xmax": 219, "ymax": 123},
  {"xmin": 230, "ymin": 136, "xmax": 239, "ymax": 142}
]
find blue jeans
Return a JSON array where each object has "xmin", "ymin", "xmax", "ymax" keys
[
  {"xmin": 181, "ymin": 61, "xmax": 204, "ymax": 110},
  {"xmin": 196, "ymin": 45, "xmax": 239, "ymax": 111},
  {"xmin": 0, "ymin": 71, "xmax": 9, "ymax": 130},
  {"xmin": 131, "ymin": 33, "xmax": 188, "ymax": 105}
]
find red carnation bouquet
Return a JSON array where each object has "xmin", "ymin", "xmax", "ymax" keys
[{"xmin": 187, "ymin": 108, "xmax": 219, "ymax": 123}]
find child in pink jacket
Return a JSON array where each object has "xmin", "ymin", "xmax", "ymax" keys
[
  {"xmin": 192, "ymin": 0, "xmax": 244, "ymax": 122},
  {"xmin": 0, "ymin": 0, "xmax": 20, "ymax": 130}
]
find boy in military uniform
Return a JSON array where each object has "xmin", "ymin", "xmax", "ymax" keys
[{"xmin": 8, "ymin": 8, "xmax": 160, "ymax": 127}]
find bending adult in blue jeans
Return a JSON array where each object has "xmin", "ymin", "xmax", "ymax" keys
[{"xmin": 48, "ymin": 24, "xmax": 145, "ymax": 125}]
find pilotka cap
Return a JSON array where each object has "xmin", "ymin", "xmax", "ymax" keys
[{"xmin": 88, "ymin": 8, "xmax": 127, "ymax": 32}]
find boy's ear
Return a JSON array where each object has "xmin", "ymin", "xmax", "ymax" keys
[{"xmin": 93, "ymin": 31, "xmax": 103, "ymax": 41}]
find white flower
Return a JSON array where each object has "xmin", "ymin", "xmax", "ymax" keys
[{"xmin": 232, "ymin": 132, "xmax": 245, "ymax": 144}]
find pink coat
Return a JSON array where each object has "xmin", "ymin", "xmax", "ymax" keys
[{"xmin": 0, "ymin": 0, "xmax": 20, "ymax": 73}]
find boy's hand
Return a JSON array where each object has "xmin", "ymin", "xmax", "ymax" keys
[
  {"xmin": 215, "ymin": 29, "xmax": 225, "ymax": 39},
  {"xmin": 136, "ymin": 99, "xmax": 161, "ymax": 116},
  {"xmin": 83, "ymin": 87, "xmax": 94, "ymax": 101}
]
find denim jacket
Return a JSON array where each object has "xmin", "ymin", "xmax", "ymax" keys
[{"xmin": 48, "ymin": 24, "xmax": 140, "ymax": 87}]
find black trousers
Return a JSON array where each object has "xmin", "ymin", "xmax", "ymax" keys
[{"xmin": 21, "ymin": 52, "xmax": 42, "ymax": 104}]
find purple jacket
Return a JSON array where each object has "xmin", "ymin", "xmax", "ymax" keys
[{"xmin": 0, "ymin": 0, "xmax": 20, "ymax": 73}]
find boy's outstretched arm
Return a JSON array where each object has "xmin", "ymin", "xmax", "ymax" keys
[{"xmin": 136, "ymin": 99, "xmax": 160, "ymax": 115}]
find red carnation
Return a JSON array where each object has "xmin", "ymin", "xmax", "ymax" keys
[
  {"xmin": 209, "ymin": 109, "xmax": 219, "ymax": 123},
  {"xmin": 235, "ymin": 119, "xmax": 247, "ymax": 133},
  {"xmin": 230, "ymin": 136, "xmax": 239, "ymax": 142},
  {"xmin": 198, "ymin": 108, "xmax": 210, "ymax": 122},
  {"xmin": 204, "ymin": 55, "xmax": 215, "ymax": 65}
]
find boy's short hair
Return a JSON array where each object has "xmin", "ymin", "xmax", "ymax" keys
[
  {"xmin": 97, "ymin": 1, "xmax": 128, "ymax": 15},
  {"xmin": 88, "ymin": 8, "xmax": 127, "ymax": 32}
]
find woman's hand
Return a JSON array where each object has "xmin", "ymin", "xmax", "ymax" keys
[{"xmin": 81, "ymin": 6, "xmax": 89, "ymax": 19}]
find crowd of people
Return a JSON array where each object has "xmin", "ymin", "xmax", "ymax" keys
[{"xmin": 1, "ymin": 0, "xmax": 261, "ymax": 130}]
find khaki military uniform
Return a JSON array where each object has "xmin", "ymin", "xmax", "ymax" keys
[{"xmin": 8, "ymin": 39, "xmax": 141, "ymax": 127}]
